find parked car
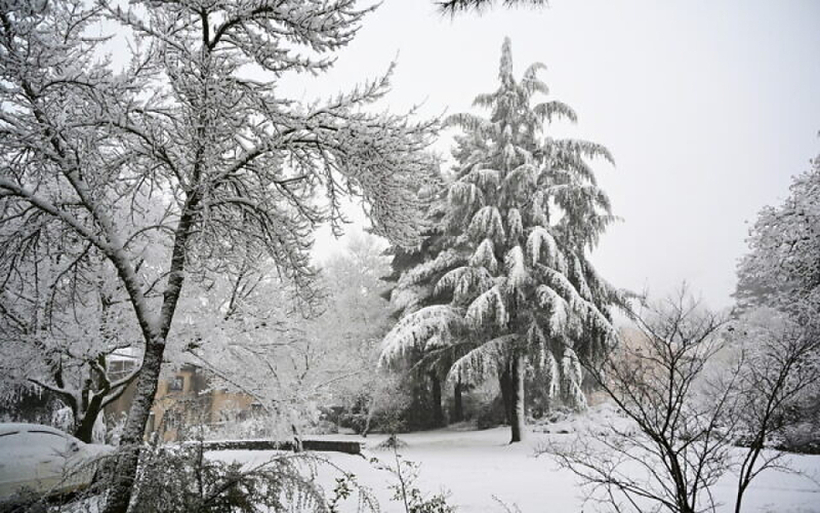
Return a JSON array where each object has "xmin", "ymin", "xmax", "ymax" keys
[{"xmin": 0, "ymin": 423, "xmax": 114, "ymax": 501}]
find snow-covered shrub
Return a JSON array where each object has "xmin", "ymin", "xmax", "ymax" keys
[
  {"xmin": 372, "ymin": 450, "xmax": 456, "ymax": 513},
  {"xmin": 453, "ymin": 379, "xmax": 503, "ymax": 428},
  {"xmin": 334, "ymin": 402, "xmax": 370, "ymax": 435},
  {"xmin": 375, "ymin": 433, "xmax": 409, "ymax": 450},
  {"xmin": 781, "ymin": 383, "xmax": 820, "ymax": 454},
  {"xmin": 331, "ymin": 373, "xmax": 414, "ymax": 435},
  {"xmin": 0, "ymin": 385, "xmax": 62, "ymax": 426},
  {"xmin": 475, "ymin": 396, "xmax": 506, "ymax": 430},
  {"xmin": 202, "ymin": 415, "xmax": 283, "ymax": 442},
  {"xmin": 309, "ymin": 420, "xmax": 340, "ymax": 435},
  {"xmin": 779, "ymin": 419, "xmax": 820, "ymax": 454},
  {"xmin": 105, "ymin": 412, "xmax": 128, "ymax": 446},
  {"xmin": 91, "ymin": 414, "xmax": 107, "ymax": 444},
  {"xmin": 51, "ymin": 406, "xmax": 74, "ymax": 433},
  {"xmin": 128, "ymin": 443, "xmax": 329, "ymax": 513}
]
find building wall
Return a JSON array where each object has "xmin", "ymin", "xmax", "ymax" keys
[
  {"xmin": 209, "ymin": 390, "xmax": 257, "ymax": 424},
  {"xmin": 104, "ymin": 364, "xmax": 258, "ymax": 442}
]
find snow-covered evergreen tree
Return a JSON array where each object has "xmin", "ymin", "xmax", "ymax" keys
[
  {"xmin": 380, "ymin": 174, "xmax": 465, "ymax": 427},
  {"xmin": 382, "ymin": 38, "xmax": 624, "ymax": 442}
]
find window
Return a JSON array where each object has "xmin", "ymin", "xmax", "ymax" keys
[
  {"xmin": 168, "ymin": 376, "xmax": 184, "ymax": 392},
  {"xmin": 164, "ymin": 410, "xmax": 181, "ymax": 429}
]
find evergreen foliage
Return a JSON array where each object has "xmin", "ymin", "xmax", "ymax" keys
[
  {"xmin": 382, "ymin": 38, "xmax": 625, "ymax": 441},
  {"xmin": 380, "ymin": 176, "xmax": 461, "ymax": 428}
]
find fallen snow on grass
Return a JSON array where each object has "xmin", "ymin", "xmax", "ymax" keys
[{"xmin": 211, "ymin": 414, "xmax": 820, "ymax": 512}]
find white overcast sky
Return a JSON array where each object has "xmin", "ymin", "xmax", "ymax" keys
[{"xmin": 299, "ymin": 0, "xmax": 820, "ymax": 309}]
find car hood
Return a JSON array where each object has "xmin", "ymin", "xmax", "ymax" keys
[{"xmin": 78, "ymin": 443, "xmax": 115, "ymax": 461}]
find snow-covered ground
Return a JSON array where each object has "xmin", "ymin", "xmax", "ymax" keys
[{"xmin": 210, "ymin": 424, "xmax": 820, "ymax": 513}]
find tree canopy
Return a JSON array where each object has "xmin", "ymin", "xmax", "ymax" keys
[
  {"xmin": 0, "ymin": 0, "xmax": 437, "ymax": 509},
  {"xmin": 735, "ymin": 152, "xmax": 820, "ymax": 317}
]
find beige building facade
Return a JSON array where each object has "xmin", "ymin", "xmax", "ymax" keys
[{"xmin": 105, "ymin": 364, "xmax": 258, "ymax": 442}]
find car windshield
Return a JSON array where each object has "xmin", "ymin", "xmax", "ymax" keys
[
  {"xmin": 21, "ymin": 430, "xmax": 70, "ymax": 455},
  {"xmin": 0, "ymin": 431, "xmax": 20, "ymax": 449}
]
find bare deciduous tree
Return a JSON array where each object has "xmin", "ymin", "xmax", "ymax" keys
[
  {"xmin": 543, "ymin": 288, "xmax": 820, "ymax": 513},
  {"xmin": 0, "ymin": 1, "xmax": 437, "ymax": 510},
  {"xmin": 727, "ymin": 308, "xmax": 820, "ymax": 513}
]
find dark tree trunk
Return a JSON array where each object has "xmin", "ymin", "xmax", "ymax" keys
[
  {"xmin": 429, "ymin": 371, "xmax": 444, "ymax": 427},
  {"xmin": 73, "ymin": 370, "xmax": 139, "ymax": 444},
  {"xmin": 453, "ymin": 380, "xmax": 464, "ymax": 422},
  {"xmin": 509, "ymin": 354, "xmax": 525, "ymax": 443},
  {"xmin": 74, "ymin": 396, "xmax": 104, "ymax": 443},
  {"xmin": 291, "ymin": 424, "xmax": 303, "ymax": 452},
  {"xmin": 499, "ymin": 365, "xmax": 514, "ymax": 426}
]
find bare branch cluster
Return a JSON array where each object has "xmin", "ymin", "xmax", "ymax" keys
[{"xmin": 543, "ymin": 287, "xmax": 820, "ymax": 513}]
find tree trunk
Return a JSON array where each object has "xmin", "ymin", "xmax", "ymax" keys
[
  {"xmin": 509, "ymin": 354, "xmax": 526, "ymax": 443},
  {"xmin": 362, "ymin": 395, "xmax": 375, "ymax": 437},
  {"xmin": 453, "ymin": 380, "xmax": 464, "ymax": 422},
  {"xmin": 103, "ymin": 191, "xmax": 199, "ymax": 513},
  {"xmin": 499, "ymin": 365, "xmax": 514, "ymax": 427},
  {"xmin": 74, "ymin": 397, "xmax": 103, "ymax": 443},
  {"xmin": 429, "ymin": 371, "xmax": 444, "ymax": 427},
  {"xmin": 103, "ymin": 342, "xmax": 164, "ymax": 513},
  {"xmin": 291, "ymin": 424, "xmax": 303, "ymax": 452}
]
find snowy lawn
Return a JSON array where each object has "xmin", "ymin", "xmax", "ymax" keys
[{"xmin": 209, "ymin": 426, "xmax": 820, "ymax": 513}]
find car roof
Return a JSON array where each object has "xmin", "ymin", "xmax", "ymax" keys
[{"xmin": 0, "ymin": 423, "xmax": 69, "ymax": 437}]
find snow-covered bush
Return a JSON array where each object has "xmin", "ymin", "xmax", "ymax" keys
[
  {"xmin": 127, "ymin": 444, "xmax": 329, "ymax": 513},
  {"xmin": 544, "ymin": 288, "xmax": 820, "ymax": 513},
  {"xmin": 474, "ymin": 395, "xmax": 506, "ymax": 430},
  {"xmin": 372, "ymin": 450, "xmax": 457, "ymax": 513},
  {"xmin": 201, "ymin": 415, "xmax": 282, "ymax": 442},
  {"xmin": 0, "ymin": 386, "xmax": 58, "ymax": 425},
  {"xmin": 330, "ymin": 373, "xmax": 413, "ymax": 435}
]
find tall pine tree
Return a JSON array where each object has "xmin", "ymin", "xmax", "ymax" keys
[{"xmin": 382, "ymin": 38, "xmax": 624, "ymax": 442}]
